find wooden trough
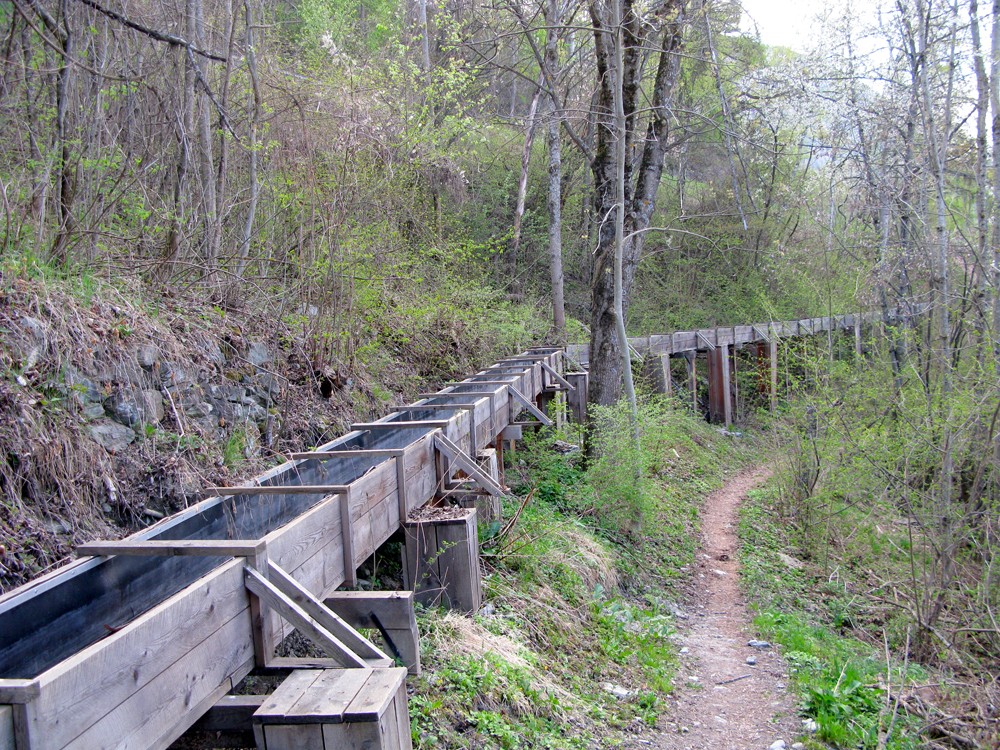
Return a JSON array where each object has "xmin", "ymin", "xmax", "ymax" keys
[{"xmin": 0, "ymin": 348, "xmax": 568, "ymax": 750}]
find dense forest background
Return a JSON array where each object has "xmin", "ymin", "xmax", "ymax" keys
[{"xmin": 1, "ymin": 0, "xmax": 999, "ymax": 746}]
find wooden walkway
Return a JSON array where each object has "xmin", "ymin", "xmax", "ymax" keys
[{"xmin": 0, "ymin": 347, "xmax": 570, "ymax": 750}]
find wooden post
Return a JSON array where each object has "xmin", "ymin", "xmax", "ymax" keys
[
  {"xmin": 707, "ymin": 346, "xmax": 732, "ymax": 426},
  {"xmin": 402, "ymin": 508, "xmax": 482, "ymax": 613},
  {"xmin": 684, "ymin": 352, "xmax": 697, "ymax": 410},
  {"xmin": 854, "ymin": 316, "xmax": 863, "ymax": 358},
  {"xmin": 642, "ymin": 354, "xmax": 671, "ymax": 395},
  {"xmin": 565, "ymin": 372, "xmax": 588, "ymax": 423},
  {"xmin": 769, "ymin": 338, "xmax": 778, "ymax": 413},
  {"xmin": 729, "ymin": 345, "xmax": 738, "ymax": 422}
]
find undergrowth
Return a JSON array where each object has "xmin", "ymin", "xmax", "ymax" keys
[
  {"xmin": 409, "ymin": 396, "xmax": 759, "ymax": 747},
  {"xmin": 739, "ymin": 484, "xmax": 927, "ymax": 749}
]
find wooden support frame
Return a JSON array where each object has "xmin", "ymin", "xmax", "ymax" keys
[
  {"xmin": 507, "ymin": 385, "xmax": 553, "ymax": 426},
  {"xmin": 325, "ymin": 591, "xmax": 420, "ymax": 675},
  {"xmin": 540, "ymin": 361, "xmax": 574, "ymax": 390},
  {"xmin": 244, "ymin": 566, "xmax": 370, "ymax": 669},
  {"xmin": 263, "ymin": 562, "xmax": 387, "ymax": 662},
  {"xmin": 434, "ymin": 433, "xmax": 505, "ymax": 496}
]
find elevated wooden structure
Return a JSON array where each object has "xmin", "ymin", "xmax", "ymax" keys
[
  {"xmin": 0, "ymin": 347, "xmax": 570, "ymax": 750},
  {"xmin": 566, "ymin": 311, "xmax": 899, "ymax": 427}
]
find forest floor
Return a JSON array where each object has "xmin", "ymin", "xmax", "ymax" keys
[{"xmin": 651, "ymin": 466, "xmax": 801, "ymax": 750}]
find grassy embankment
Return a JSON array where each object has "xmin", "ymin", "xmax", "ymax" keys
[{"xmin": 407, "ymin": 398, "xmax": 760, "ymax": 748}]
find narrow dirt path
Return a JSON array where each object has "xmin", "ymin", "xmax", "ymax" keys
[{"xmin": 652, "ymin": 466, "xmax": 799, "ymax": 750}]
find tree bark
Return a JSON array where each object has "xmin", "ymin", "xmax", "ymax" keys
[{"xmin": 587, "ymin": 0, "xmax": 686, "ymax": 407}]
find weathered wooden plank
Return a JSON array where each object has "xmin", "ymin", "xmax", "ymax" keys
[
  {"xmin": 25, "ymin": 561, "xmax": 249, "ymax": 750},
  {"xmin": 351, "ymin": 421, "xmax": 450, "ymax": 430},
  {"xmin": 290, "ymin": 449, "xmax": 402, "ymax": 460},
  {"xmin": 61, "ymin": 614, "xmax": 254, "ymax": 750},
  {"xmin": 734, "ymin": 325, "xmax": 754, "ymax": 345},
  {"xmin": 286, "ymin": 668, "xmax": 371, "ymax": 723},
  {"xmin": 259, "ymin": 723, "xmax": 322, "ymax": 750},
  {"xmin": 0, "ymin": 706, "xmax": 12, "ymax": 750},
  {"xmin": 244, "ymin": 567, "xmax": 368, "ymax": 669},
  {"xmin": 343, "ymin": 669, "xmax": 404, "ymax": 722},
  {"xmin": 76, "ymin": 539, "xmax": 265, "ymax": 558},
  {"xmin": 0, "ymin": 680, "xmax": 38, "ymax": 704},
  {"xmin": 206, "ymin": 486, "xmax": 350, "ymax": 496}
]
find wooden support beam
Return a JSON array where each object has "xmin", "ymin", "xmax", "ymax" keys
[
  {"xmin": 507, "ymin": 386, "xmax": 553, "ymax": 426},
  {"xmin": 351, "ymin": 421, "xmax": 450, "ymax": 431},
  {"xmin": 707, "ymin": 345, "xmax": 732, "ymax": 426},
  {"xmin": 434, "ymin": 433, "xmax": 505, "ymax": 496},
  {"xmin": 684, "ymin": 352, "xmax": 697, "ymax": 410},
  {"xmin": 76, "ymin": 539, "xmax": 267, "ymax": 558},
  {"xmin": 243, "ymin": 567, "xmax": 368, "ymax": 669},
  {"xmin": 540, "ymin": 361, "xmax": 574, "ymax": 391},
  {"xmin": 289, "ymin": 449, "xmax": 404, "ymax": 460},
  {"xmin": 340, "ymin": 486, "xmax": 357, "ymax": 587},
  {"xmin": 0, "ymin": 680, "xmax": 39, "ymax": 704},
  {"xmin": 206, "ymin": 485, "xmax": 350, "ymax": 496},
  {"xmin": 325, "ymin": 591, "xmax": 420, "ymax": 675},
  {"xmin": 265, "ymin": 562, "xmax": 388, "ymax": 662},
  {"xmin": 770, "ymin": 338, "xmax": 778, "ymax": 413}
]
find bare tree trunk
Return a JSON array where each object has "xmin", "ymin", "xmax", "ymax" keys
[
  {"xmin": 991, "ymin": 0, "xmax": 1000, "ymax": 352},
  {"xmin": 610, "ymin": 0, "xmax": 640, "ymax": 467},
  {"xmin": 543, "ymin": 0, "xmax": 566, "ymax": 340},
  {"xmin": 587, "ymin": 0, "xmax": 686, "ymax": 407},
  {"xmin": 192, "ymin": 0, "xmax": 218, "ymax": 277},
  {"xmin": 509, "ymin": 85, "xmax": 542, "ymax": 284},
  {"xmin": 237, "ymin": 0, "xmax": 261, "ymax": 277}
]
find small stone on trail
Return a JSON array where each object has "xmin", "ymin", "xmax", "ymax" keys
[
  {"xmin": 792, "ymin": 744, "xmax": 805, "ymax": 749},
  {"xmin": 679, "ymin": 647, "xmax": 689, "ymax": 654},
  {"xmin": 802, "ymin": 718, "xmax": 818, "ymax": 733},
  {"xmin": 768, "ymin": 741, "xmax": 786, "ymax": 750},
  {"xmin": 600, "ymin": 682, "xmax": 631, "ymax": 700},
  {"xmin": 746, "ymin": 655, "xmax": 757, "ymax": 665},
  {"xmin": 713, "ymin": 568, "xmax": 727, "ymax": 576},
  {"xmin": 747, "ymin": 639, "xmax": 771, "ymax": 649}
]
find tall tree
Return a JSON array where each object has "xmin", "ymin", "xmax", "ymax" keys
[{"xmin": 587, "ymin": 0, "xmax": 687, "ymax": 406}]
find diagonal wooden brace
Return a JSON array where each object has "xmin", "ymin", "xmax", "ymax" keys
[
  {"xmin": 751, "ymin": 325, "xmax": 771, "ymax": 343},
  {"xmin": 434, "ymin": 433, "xmax": 505, "ymax": 496},
  {"xmin": 244, "ymin": 565, "xmax": 374, "ymax": 669},
  {"xmin": 506, "ymin": 385, "xmax": 554, "ymax": 426},
  {"xmin": 264, "ymin": 562, "xmax": 388, "ymax": 662},
  {"xmin": 541, "ymin": 361, "xmax": 574, "ymax": 391}
]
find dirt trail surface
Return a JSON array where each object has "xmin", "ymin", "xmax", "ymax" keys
[{"xmin": 652, "ymin": 466, "xmax": 799, "ymax": 750}]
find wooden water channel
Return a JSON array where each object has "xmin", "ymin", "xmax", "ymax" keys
[
  {"xmin": 567, "ymin": 311, "xmax": 890, "ymax": 427},
  {"xmin": 0, "ymin": 348, "xmax": 571, "ymax": 750},
  {"xmin": 0, "ymin": 310, "xmax": 893, "ymax": 750}
]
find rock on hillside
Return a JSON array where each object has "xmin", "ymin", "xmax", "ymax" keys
[{"xmin": 0, "ymin": 280, "xmax": 413, "ymax": 592}]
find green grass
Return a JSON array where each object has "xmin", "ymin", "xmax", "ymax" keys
[
  {"xmin": 409, "ymin": 396, "xmax": 762, "ymax": 747},
  {"xmin": 739, "ymin": 485, "xmax": 927, "ymax": 750}
]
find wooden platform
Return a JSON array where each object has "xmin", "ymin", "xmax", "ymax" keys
[{"xmin": 0, "ymin": 348, "xmax": 568, "ymax": 750}]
